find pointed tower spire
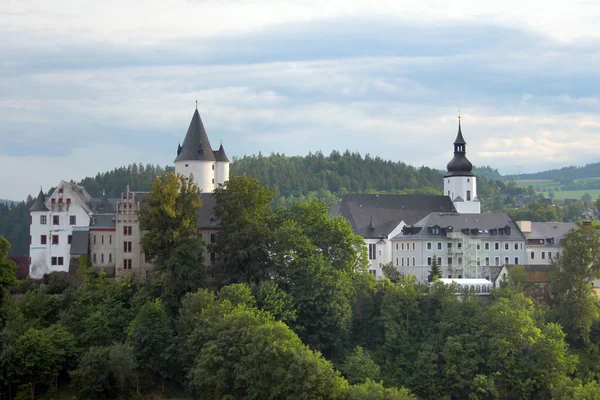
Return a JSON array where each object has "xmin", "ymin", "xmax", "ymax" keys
[
  {"xmin": 446, "ymin": 115, "xmax": 473, "ymax": 177},
  {"xmin": 175, "ymin": 109, "xmax": 216, "ymax": 162},
  {"xmin": 30, "ymin": 188, "xmax": 49, "ymax": 212}
]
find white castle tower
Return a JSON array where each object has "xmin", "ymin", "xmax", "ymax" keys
[
  {"xmin": 443, "ymin": 118, "xmax": 481, "ymax": 214},
  {"xmin": 174, "ymin": 107, "xmax": 230, "ymax": 192}
]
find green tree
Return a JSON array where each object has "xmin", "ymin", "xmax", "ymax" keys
[
  {"xmin": 381, "ymin": 262, "xmax": 401, "ymax": 283},
  {"xmin": 128, "ymin": 300, "xmax": 173, "ymax": 387},
  {"xmin": 345, "ymin": 379, "xmax": 416, "ymax": 400},
  {"xmin": 212, "ymin": 176, "xmax": 275, "ymax": 285},
  {"xmin": 340, "ymin": 346, "xmax": 381, "ymax": 384},
  {"xmin": 138, "ymin": 172, "xmax": 205, "ymax": 315},
  {"xmin": 0, "ymin": 236, "xmax": 17, "ymax": 299},
  {"xmin": 429, "ymin": 255, "xmax": 441, "ymax": 282},
  {"xmin": 549, "ymin": 223, "xmax": 600, "ymax": 345}
]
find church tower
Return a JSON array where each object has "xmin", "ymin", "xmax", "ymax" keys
[
  {"xmin": 174, "ymin": 108, "xmax": 230, "ymax": 192},
  {"xmin": 444, "ymin": 118, "xmax": 480, "ymax": 214}
]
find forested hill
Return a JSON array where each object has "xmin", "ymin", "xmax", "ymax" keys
[
  {"xmin": 505, "ymin": 162, "xmax": 600, "ymax": 181},
  {"xmin": 230, "ymin": 151, "xmax": 443, "ymax": 197}
]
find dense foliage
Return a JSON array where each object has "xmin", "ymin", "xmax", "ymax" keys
[{"xmin": 2, "ymin": 177, "xmax": 600, "ymax": 399}]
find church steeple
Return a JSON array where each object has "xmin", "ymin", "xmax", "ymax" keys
[
  {"xmin": 174, "ymin": 109, "xmax": 216, "ymax": 162},
  {"xmin": 30, "ymin": 188, "xmax": 49, "ymax": 212},
  {"xmin": 445, "ymin": 117, "xmax": 474, "ymax": 178}
]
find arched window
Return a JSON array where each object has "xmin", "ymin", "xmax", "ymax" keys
[{"xmin": 476, "ymin": 285, "xmax": 480, "ymax": 293}]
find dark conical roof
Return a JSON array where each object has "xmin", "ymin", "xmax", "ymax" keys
[
  {"xmin": 175, "ymin": 109, "xmax": 216, "ymax": 162},
  {"xmin": 445, "ymin": 119, "xmax": 474, "ymax": 177},
  {"xmin": 215, "ymin": 143, "xmax": 230, "ymax": 162},
  {"xmin": 30, "ymin": 189, "xmax": 49, "ymax": 212},
  {"xmin": 454, "ymin": 120, "xmax": 466, "ymax": 145}
]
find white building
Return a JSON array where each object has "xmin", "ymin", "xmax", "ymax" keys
[
  {"xmin": 516, "ymin": 220, "xmax": 576, "ymax": 264},
  {"xmin": 174, "ymin": 107, "xmax": 230, "ymax": 193},
  {"xmin": 29, "ymin": 182, "xmax": 96, "ymax": 278},
  {"xmin": 391, "ymin": 213, "xmax": 526, "ymax": 283}
]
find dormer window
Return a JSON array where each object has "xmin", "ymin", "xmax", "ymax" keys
[{"xmin": 58, "ymin": 188, "xmax": 63, "ymax": 194}]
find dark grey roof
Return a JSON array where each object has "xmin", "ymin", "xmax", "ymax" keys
[
  {"xmin": 90, "ymin": 196, "xmax": 118, "ymax": 214},
  {"xmin": 397, "ymin": 212, "xmax": 525, "ymax": 241},
  {"xmin": 196, "ymin": 193, "xmax": 219, "ymax": 229},
  {"xmin": 332, "ymin": 194, "xmax": 456, "ymax": 238},
  {"xmin": 30, "ymin": 189, "xmax": 49, "ymax": 212},
  {"xmin": 524, "ymin": 264, "xmax": 551, "ymax": 273},
  {"xmin": 70, "ymin": 228, "xmax": 89, "ymax": 255},
  {"xmin": 175, "ymin": 109, "xmax": 216, "ymax": 162},
  {"xmin": 215, "ymin": 144, "xmax": 230, "ymax": 162},
  {"xmin": 90, "ymin": 214, "xmax": 116, "ymax": 229},
  {"xmin": 445, "ymin": 120, "xmax": 474, "ymax": 177},
  {"xmin": 526, "ymin": 222, "xmax": 576, "ymax": 243}
]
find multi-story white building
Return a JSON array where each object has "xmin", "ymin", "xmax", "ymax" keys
[
  {"xmin": 516, "ymin": 220, "xmax": 576, "ymax": 264},
  {"xmin": 391, "ymin": 213, "xmax": 526, "ymax": 283},
  {"xmin": 29, "ymin": 182, "xmax": 97, "ymax": 278},
  {"xmin": 29, "ymin": 108, "xmax": 229, "ymax": 279}
]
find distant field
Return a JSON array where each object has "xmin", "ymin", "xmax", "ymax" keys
[{"xmin": 548, "ymin": 189, "xmax": 600, "ymax": 201}]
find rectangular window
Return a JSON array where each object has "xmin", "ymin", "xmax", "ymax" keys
[
  {"xmin": 427, "ymin": 242, "xmax": 432, "ymax": 250},
  {"xmin": 58, "ymin": 198, "xmax": 63, "ymax": 204},
  {"xmin": 515, "ymin": 257, "xmax": 519, "ymax": 264},
  {"xmin": 437, "ymin": 242, "xmax": 442, "ymax": 250},
  {"xmin": 368, "ymin": 243, "xmax": 376, "ymax": 260},
  {"xmin": 485, "ymin": 257, "xmax": 490, "ymax": 266},
  {"xmin": 369, "ymin": 270, "xmax": 376, "ymax": 276},
  {"xmin": 51, "ymin": 257, "xmax": 57, "ymax": 265},
  {"xmin": 495, "ymin": 242, "xmax": 499, "ymax": 250},
  {"xmin": 542, "ymin": 252, "xmax": 546, "ymax": 259},
  {"xmin": 476, "ymin": 244, "xmax": 480, "ymax": 250},
  {"xmin": 68, "ymin": 235, "xmax": 72, "ymax": 245},
  {"xmin": 102, "ymin": 235, "xmax": 104, "ymax": 245},
  {"xmin": 123, "ymin": 226, "xmax": 132, "ymax": 236},
  {"xmin": 58, "ymin": 257, "xmax": 63, "ymax": 265},
  {"xmin": 109, "ymin": 235, "xmax": 112, "ymax": 245},
  {"xmin": 40, "ymin": 235, "xmax": 47, "ymax": 245},
  {"xmin": 412, "ymin": 243, "xmax": 415, "ymax": 250},
  {"xmin": 66, "ymin": 198, "xmax": 71, "ymax": 205},
  {"xmin": 396, "ymin": 243, "xmax": 399, "ymax": 251},
  {"xmin": 211, "ymin": 234, "xmax": 216, "ymax": 243},
  {"xmin": 124, "ymin": 241, "xmax": 132, "ymax": 253},
  {"xmin": 212, "ymin": 164, "xmax": 215, "ymax": 170},
  {"xmin": 412, "ymin": 257, "xmax": 416, "ymax": 266},
  {"xmin": 53, "ymin": 215, "xmax": 59, "ymax": 225},
  {"xmin": 396, "ymin": 258, "xmax": 399, "ymax": 266},
  {"xmin": 427, "ymin": 257, "xmax": 432, "ymax": 266},
  {"xmin": 505, "ymin": 257, "xmax": 509, "ymax": 265},
  {"xmin": 58, "ymin": 188, "xmax": 63, "ymax": 194},
  {"xmin": 124, "ymin": 259, "xmax": 132, "ymax": 269},
  {"xmin": 531, "ymin": 251, "xmax": 535, "ymax": 259},
  {"xmin": 495, "ymin": 257, "xmax": 500, "ymax": 266},
  {"xmin": 401, "ymin": 258, "xmax": 404, "ymax": 266},
  {"xmin": 401, "ymin": 243, "xmax": 403, "ymax": 250},
  {"xmin": 477, "ymin": 257, "xmax": 481, "ymax": 266},
  {"xmin": 447, "ymin": 242, "xmax": 452, "ymax": 249},
  {"xmin": 30, "ymin": 215, "xmax": 32, "ymax": 225},
  {"xmin": 514, "ymin": 243, "xmax": 518, "ymax": 250},
  {"xmin": 549, "ymin": 252, "xmax": 553, "ymax": 259},
  {"xmin": 101, "ymin": 254, "xmax": 104, "ymax": 264},
  {"xmin": 437, "ymin": 257, "xmax": 442, "ymax": 266},
  {"xmin": 94, "ymin": 235, "xmax": 96, "ymax": 244},
  {"xmin": 504, "ymin": 243, "xmax": 509, "ymax": 250},
  {"xmin": 51, "ymin": 198, "xmax": 56, "ymax": 204},
  {"xmin": 93, "ymin": 253, "xmax": 96, "ymax": 263},
  {"xmin": 52, "ymin": 235, "xmax": 59, "ymax": 245},
  {"xmin": 485, "ymin": 243, "xmax": 490, "ymax": 250},
  {"xmin": 210, "ymin": 252, "xmax": 216, "ymax": 262},
  {"xmin": 109, "ymin": 254, "xmax": 112, "ymax": 263},
  {"xmin": 466, "ymin": 190, "xmax": 471, "ymax": 201},
  {"xmin": 448, "ymin": 257, "xmax": 452, "ymax": 265}
]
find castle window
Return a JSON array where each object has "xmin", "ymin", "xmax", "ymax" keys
[
  {"xmin": 52, "ymin": 235, "xmax": 59, "ymax": 245},
  {"xmin": 485, "ymin": 243, "xmax": 489, "ymax": 250},
  {"xmin": 212, "ymin": 179, "xmax": 215, "ymax": 184},
  {"xmin": 505, "ymin": 257, "xmax": 509, "ymax": 265},
  {"xmin": 124, "ymin": 226, "xmax": 132, "ymax": 236},
  {"xmin": 69, "ymin": 216, "xmax": 76, "ymax": 225},
  {"xmin": 212, "ymin": 165, "xmax": 215, "ymax": 170},
  {"xmin": 53, "ymin": 215, "xmax": 59, "ymax": 225},
  {"xmin": 66, "ymin": 198, "xmax": 71, "ymax": 205},
  {"xmin": 40, "ymin": 235, "xmax": 47, "ymax": 245},
  {"xmin": 109, "ymin": 254, "xmax": 112, "ymax": 263},
  {"xmin": 413, "ymin": 257, "xmax": 416, "ymax": 265},
  {"xmin": 109, "ymin": 235, "xmax": 112, "ymax": 245},
  {"xmin": 485, "ymin": 257, "xmax": 490, "ymax": 266},
  {"xmin": 427, "ymin": 257, "xmax": 432, "ymax": 266},
  {"xmin": 368, "ymin": 244, "xmax": 376, "ymax": 260},
  {"xmin": 542, "ymin": 251, "xmax": 546, "ymax": 259},
  {"xmin": 58, "ymin": 198, "xmax": 63, "ymax": 204},
  {"xmin": 427, "ymin": 242, "xmax": 432, "ymax": 250},
  {"xmin": 58, "ymin": 188, "xmax": 63, "ymax": 194},
  {"xmin": 124, "ymin": 241, "xmax": 132, "ymax": 253},
  {"xmin": 93, "ymin": 253, "xmax": 96, "ymax": 263},
  {"xmin": 401, "ymin": 258, "xmax": 404, "ymax": 266},
  {"xmin": 51, "ymin": 257, "xmax": 57, "ymax": 266},
  {"xmin": 515, "ymin": 257, "xmax": 519, "ymax": 264},
  {"xmin": 101, "ymin": 254, "xmax": 104, "ymax": 264},
  {"xmin": 448, "ymin": 257, "xmax": 452, "ymax": 265},
  {"xmin": 495, "ymin": 242, "xmax": 499, "ymax": 250},
  {"xmin": 505, "ymin": 243, "xmax": 509, "ymax": 250},
  {"xmin": 211, "ymin": 234, "xmax": 216, "ymax": 243},
  {"xmin": 51, "ymin": 198, "xmax": 56, "ymax": 204},
  {"xmin": 466, "ymin": 190, "xmax": 471, "ymax": 201},
  {"xmin": 437, "ymin": 242, "xmax": 442, "ymax": 250},
  {"xmin": 467, "ymin": 179, "xmax": 470, "ymax": 182},
  {"xmin": 531, "ymin": 252, "xmax": 535, "ymax": 259},
  {"xmin": 185, "ymin": 164, "xmax": 189, "ymax": 167},
  {"xmin": 102, "ymin": 235, "xmax": 104, "ymax": 245},
  {"xmin": 495, "ymin": 257, "xmax": 500, "ymax": 266},
  {"xmin": 68, "ymin": 235, "xmax": 72, "ymax": 245}
]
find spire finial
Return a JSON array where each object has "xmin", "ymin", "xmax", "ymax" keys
[{"xmin": 195, "ymin": 99, "xmax": 198, "ymax": 110}]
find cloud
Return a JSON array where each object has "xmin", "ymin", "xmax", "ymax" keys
[{"xmin": 2, "ymin": 7, "xmax": 600, "ymax": 199}]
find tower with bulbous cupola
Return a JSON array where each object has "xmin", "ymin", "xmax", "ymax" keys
[
  {"xmin": 174, "ymin": 107, "xmax": 230, "ymax": 192},
  {"xmin": 444, "ymin": 117, "xmax": 480, "ymax": 214}
]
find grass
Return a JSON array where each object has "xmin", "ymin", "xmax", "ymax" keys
[{"xmin": 547, "ymin": 189, "xmax": 600, "ymax": 201}]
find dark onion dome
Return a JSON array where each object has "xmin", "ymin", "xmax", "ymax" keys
[
  {"xmin": 445, "ymin": 120, "xmax": 474, "ymax": 177},
  {"xmin": 30, "ymin": 188, "xmax": 49, "ymax": 212},
  {"xmin": 175, "ymin": 109, "xmax": 216, "ymax": 162}
]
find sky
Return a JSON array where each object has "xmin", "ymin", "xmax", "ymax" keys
[{"xmin": 2, "ymin": 0, "xmax": 600, "ymax": 200}]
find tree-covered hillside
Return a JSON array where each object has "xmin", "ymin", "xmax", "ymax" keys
[{"xmin": 505, "ymin": 161, "xmax": 600, "ymax": 181}]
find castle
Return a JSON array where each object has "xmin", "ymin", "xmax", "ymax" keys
[{"xmin": 28, "ymin": 108, "xmax": 229, "ymax": 279}]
